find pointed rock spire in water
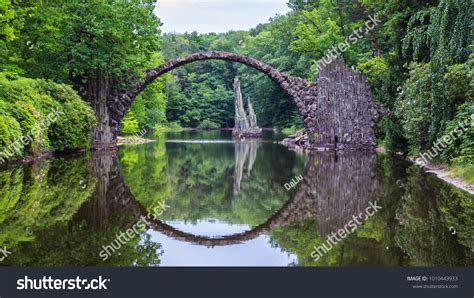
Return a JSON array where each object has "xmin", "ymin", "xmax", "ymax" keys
[
  {"xmin": 232, "ymin": 77, "xmax": 262, "ymax": 138},
  {"xmin": 233, "ymin": 77, "xmax": 250, "ymax": 133},
  {"xmin": 247, "ymin": 96, "xmax": 259, "ymax": 130}
]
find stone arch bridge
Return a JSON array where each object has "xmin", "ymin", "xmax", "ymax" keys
[{"xmin": 95, "ymin": 51, "xmax": 381, "ymax": 150}]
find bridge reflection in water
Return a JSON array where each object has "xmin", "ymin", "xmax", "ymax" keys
[
  {"xmin": 84, "ymin": 148, "xmax": 381, "ymax": 247},
  {"xmin": 1, "ymin": 137, "xmax": 471, "ymax": 266}
]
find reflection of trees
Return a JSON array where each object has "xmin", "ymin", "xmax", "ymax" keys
[
  {"xmin": 2, "ymin": 220, "xmax": 161, "ymax": 267},
  {"xmin": 269, "ymin": 219, "xmax": 401, "ymax": 266},
  {"xmin": 2, "ymin": 141, "xmax": 472, "ymax": 266},
  {"xmin": 0, "ymin": 156, "xmax": 96, "ymax": 248},
  {"xmin": 118, "ymin": 141, "xmax": 170, "ymax": 213},
  {"xmin": 394, "ymin": 165, "xmax": 474, "ymax": 266},
  {"xmin": 158, "ymin": 140, "xmax": 304, "ymax": 226},
  {"xmin": 1, "ymin": 152, "xmax": 162, "ymax": 266}
]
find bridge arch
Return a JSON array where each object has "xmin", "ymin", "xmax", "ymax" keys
[
  {"xmin": 100, "ymin": 51, "xmax": 315, "ymax": 149},
  {"xmin": 137, "ymin": 51, "xmax": 311, "ymax": 99},
  {"xmin": 96, "ymin": 52, "xmax": 381, "ymax": 151}
]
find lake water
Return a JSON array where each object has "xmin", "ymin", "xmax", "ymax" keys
[{"xmin": 0, "ymin": 130, "xmax": 473, "ymax": 266}]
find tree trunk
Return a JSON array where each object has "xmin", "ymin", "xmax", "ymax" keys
[{"xmin": 370, "ymin": 31, "xmax": 381, "ymax": 57}]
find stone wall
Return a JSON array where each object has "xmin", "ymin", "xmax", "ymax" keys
[
  {"xmin": 312, "ymin": 58, "xmax": 381, "ymax": 150},
  {"xmin": 280, "ymin": 57, "xmax": 382, "ymax": 151}
]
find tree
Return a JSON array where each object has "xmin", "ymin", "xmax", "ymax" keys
[
  {"xmin": 9, "ymin": 0, "xmax": 162, "ymax": 146},
  {"xmin": 120, "ymin": 111, "xmax": 139, "ymax": 135},
  {"xmin": 0, "ymin": 0, "xmax": 15, "ymax": 42},
  {"xmin": 403, "ymin": 0, "xmax": 473, "ymax": 144},
  {"xmin": 126, "ymin": 53, "xmax": 167, "ymax": 133}
]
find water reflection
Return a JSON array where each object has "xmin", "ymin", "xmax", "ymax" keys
[
  {"xmin": 234, "ymin": 140, "xmax": 258, "ymax": 195},
  {"xmin": 0, "ymin": 131, "xmax": 472, "ymax": 266}
]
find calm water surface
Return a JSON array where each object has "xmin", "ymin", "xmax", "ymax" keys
[{"xmin": 0, "ymin": 130, "xmax": 472, "ymax": 266}]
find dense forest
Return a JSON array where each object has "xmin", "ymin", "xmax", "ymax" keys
[{"xmin": 0, "ymin": 0, "xmax": 472, "ymax": 179}]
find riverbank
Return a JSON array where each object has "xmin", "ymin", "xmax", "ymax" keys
[
  {"xmin": 412, "ymin": 158, "xmax": 474, "ymax": 195},
  {"xmin": 0, "ymin": 151, "xmax": 53, "ymax": 169},
  {"xmin": 117, "ymin": 136, "xmax": 156, "ymax": 145}
]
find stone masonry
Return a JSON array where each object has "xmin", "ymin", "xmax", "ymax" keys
[{"xmin": 102, "ymin": 51, "xmax": 381, "ymax": 151}]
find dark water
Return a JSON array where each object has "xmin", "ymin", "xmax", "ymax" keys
[{"xmin": 0, "ymin": 130, "xmax": 472, "ymax": 266}]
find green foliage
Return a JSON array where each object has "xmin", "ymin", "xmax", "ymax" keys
[
  {"xmin": 444, "ymin": 52, "xmax": 474, "ymax": 104},
  {"xmin": 451, "ymin": 163, "xmax": 474, "ymax": 184},
  {"xmin": 395, "ymin": 63, "xmax": 432, "ymax": 153},
  {"xmin": 440, "ymin": 102, "xmax": 474, "ymax": 165},
  {"xmin": 0, "ymin": 114, "xmax": 22, "ymax": 156},
  {"xmin": 0, "ymin": 0, "xmax": 15, "ymax": 42},
  {"xmin": 165, "ymin": 121, "xmax": 183, "ymax": 130},
  {"xmin": 153, "ymin": 123, "xmax": 164, "ymax": 138},
  {"xmin": 395, "ymin": 51, "xmax": 473, "ymax": 159},
  {"xmin": 403, "ymin": 0, "xmax": 473, "ymax": 144},
  {"xmin": 37, "ymin": 80, "xmax": 96, "ymax": 151},
  {"xmin": 281, "ymin": 126, "xmax": 302, "ymax": 136},
  {"xmin": 9, "ymin": 0, "xmax": 161, "ymax": 83},
  {"xmin": 0, "ymin": 0, "xmax": 471, "ymax": 184},
  {"xmin": 127, "ymin": 53, "xmax": 168, "ymax": 132},
  {"xmin": 0, "ymin": 73, "xmax": 95, "ymax": 157},
  {"xmin": 120, "ymin": 111, "xmax": 140, "ymax": 135},
  {"xmin": 357, "ymin": 56, "xmax": 388, "ymax": 90},
  {"xmin": 289, "ymin": 0, "xmax": 345, "ymax": 60},
  {"xmin": 162, "ymin": 33, "xmax": 236, "ymax": 128},
  {"xmin": 197, "ymin": 119, "xmax": 220, "ymax": 130},
  {"xmin": 181, "ymin": 108, "xmax": 202, "ymax": 128}
]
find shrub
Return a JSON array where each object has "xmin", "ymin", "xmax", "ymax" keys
[
  {"xmin": 166, "ymin": 121, "xmax": 182, "ymax": 130},
  {"xmin": 0, "ymin": 72, "xmax": 96, "ymax": 157},
  {"xmin": 120, "ymin": 111, "xmax": 139, "ymax": 135},
  {"xmin": 440, "ymin": 102, "xmax": 474, "ymax": 165},
  {"xmin": 394, "ymin": 63, "xmax": 432, "ymax": 154},
  {"xmin": 153, "ymin": 123, "xmax": 165, "ymax": 138},
  {"xmin": 197, "ymin": 119, "xmax": 220, "ymax": 130},
  {"xmin": 281, "ymin": 126, "xmax": 303, "ymax": 136},
  {"xmin": 0, "ymin": 115, "xmax": 22, "ymax": 158}
]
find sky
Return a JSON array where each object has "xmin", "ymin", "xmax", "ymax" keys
[{"xmin": 154, "ymin": 0, "xmax": 290, "ymax": 34}]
